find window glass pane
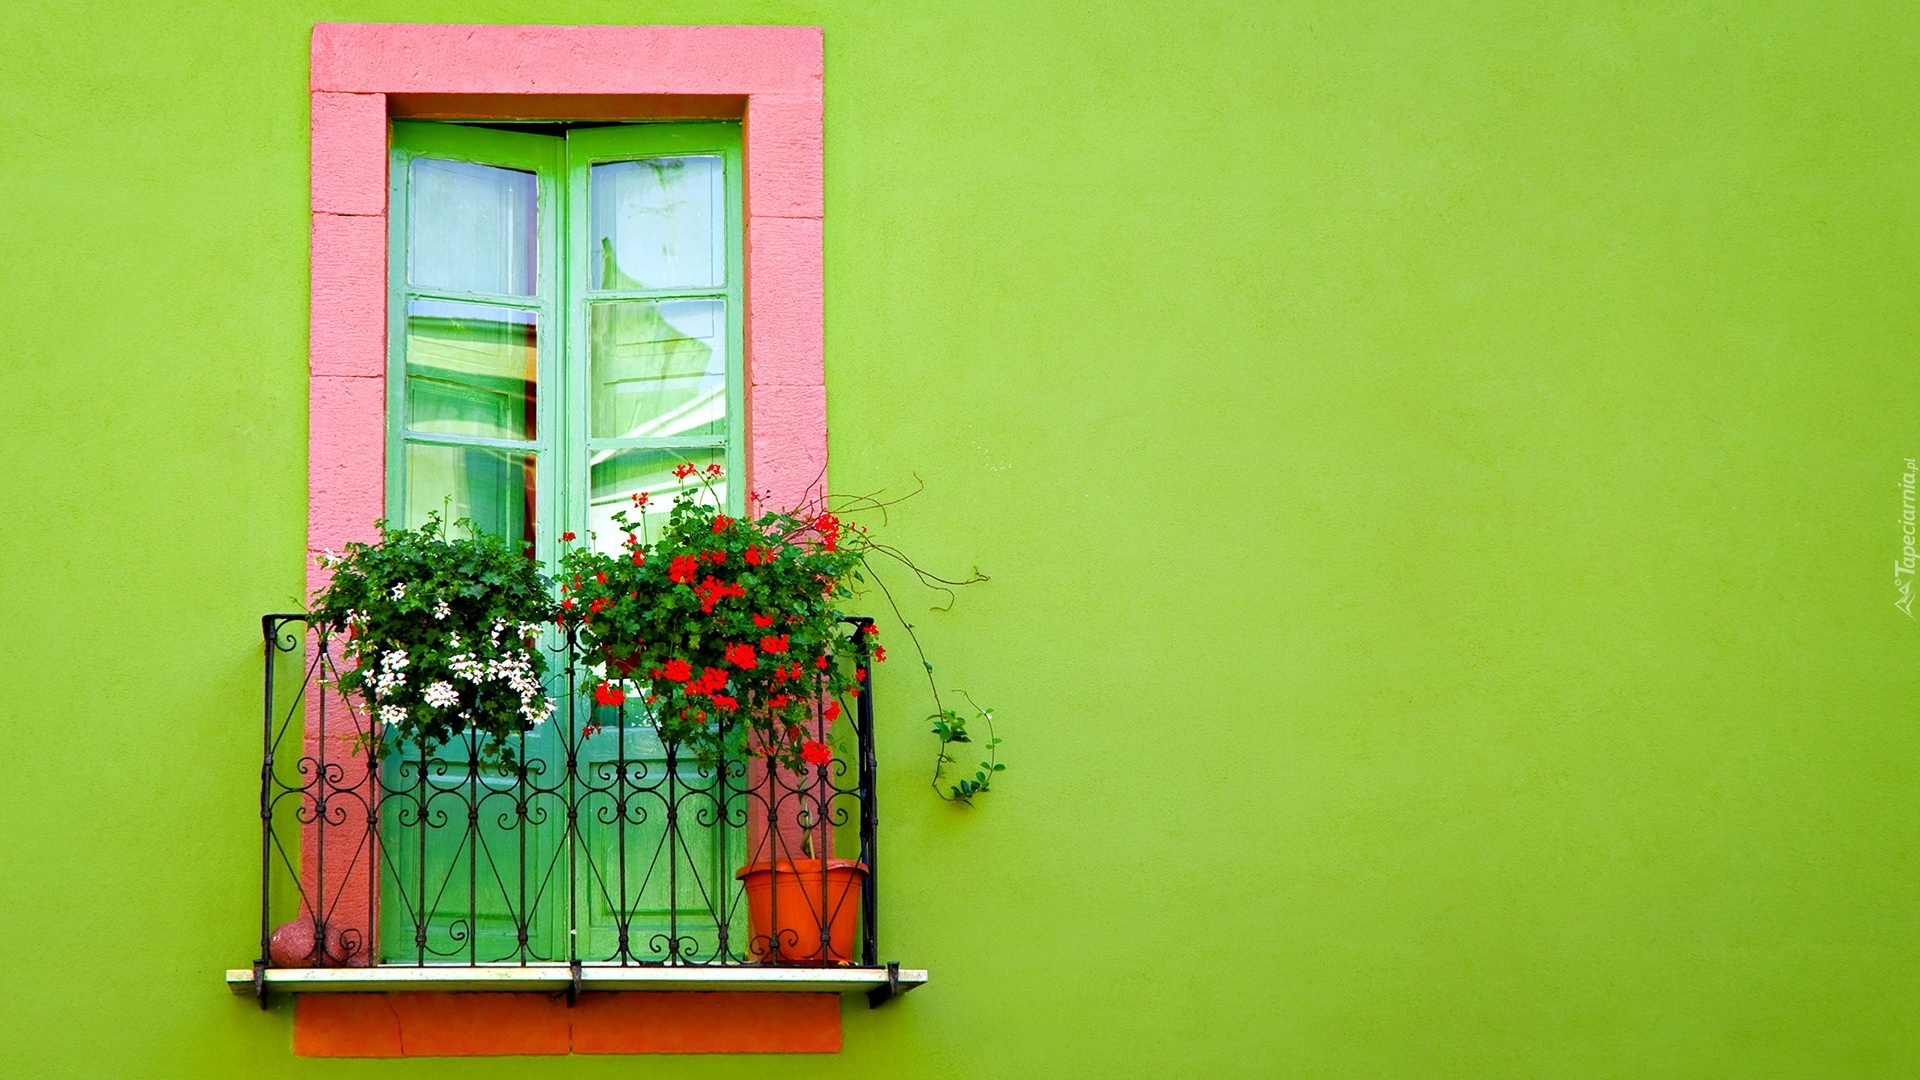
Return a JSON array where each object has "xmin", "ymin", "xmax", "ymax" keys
[
  {"xmin": 409, "ymin": 158, "xmax": 538, "ymax": 296},
  {"xmin": 404, "ymin": 442, "xmax": 537, "ymax": 550},
  {"xmin": 587, "ymin": 447, "xmax": 725, "ymax": 553},
  {"xmin": 589, "ymin": 300, "xmax": 726, "ymax": 439},
  {"xmin": 589, "ymin": 156, "xmax": 723, "ymax": 290},
  {"xmin": 405, "ymin": 301, "xmax": 538, "ymax": 440}
]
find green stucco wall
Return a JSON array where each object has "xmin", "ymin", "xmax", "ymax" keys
[{"xmin": 3, "ymin": 2, "xmax": 1917, "ymax": 1076}]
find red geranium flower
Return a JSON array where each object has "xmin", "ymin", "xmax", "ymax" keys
[
  {"xmin": 814, "ymin": 655, "xmax": 830, "ymax": 670},
  {"xmin": 724, "ymin": 643, "xmax": 758, "ymax": 668},
  {"xmin": 692, "ymin": 575, "xmax": 745, "ymax": 612},
  {"xmin": 669, "ymin": 556, "xmax": 700, "ymax": 583},
  {"xmin": 631, "ymin": 551, "xmax": 646, "ymax": 566},
  {"xmin": 662, "ymin": 659, "xmax": 692, "ymax": 682},
  {"xmin": 801, "ymin": 739, "xmax": 833, "ymax": 767},
  {"xmin": 759, "ymin": 634, "xmax": 789, "ymax": 655},
  {"xmin": 589, "ymin": 598, "xmax": 608, "ymax": 613},
  {"xmin": 594, "ymin": 682, "xmax": 626, "ymax": 707},
  {"xmin": 596, "ymin": 571, "xmax": 608, "ymax": 584},
  {"xmin": 873, "ymin": 645, "xmax": 886, "ymax": 662},
  {"xmin": 812, "ymin": 512, "xmax": 841, "ymax": 552},
  {"xmin": 711, "ymin": 515, "xmax": 735, "ymax": 534},
  {"xmin": 631, "ymin": 492, "xmax": 650, "ymax": 507},
  {"xmin": 705, "ymin": 464, "xmax": 724, "ymax": 477},
  {"xmin": 752, "ymin": 613, "xmax": 775, "ymax": 628},
  {"xmin": 711, "ymin": 694, "xmax": 739, "ymax": 712},
  {"xmin": 824, "ymin": 701, "xmax": 842, "ymax": 721},
  {"xmin": 673, "ymin": 463, "xmax": 696, "ymax": 479},
  {"xmin": 561, "ymin": 531, "xmax": 577, "ymax": 541}
]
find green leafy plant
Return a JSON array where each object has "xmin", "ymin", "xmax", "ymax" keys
[
  {"xmin": 557, "ymin": 465, "xmax": 1006, "ymax": 798},
  {"xmin": 310, "ymin": 513, "xmax": 559, "ymax": 766},
  {"xmin": 555, "ymin": 464, "xmax": 869, "ymax": 772},
  {"xmin": 930, "ymin": 692, "xmax": 1004, "ymax": 802}
]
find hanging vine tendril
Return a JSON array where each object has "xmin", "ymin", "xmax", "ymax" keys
[{"xmin": 797, "ymin": 474, "xmax": 1005, "ymax": 804}]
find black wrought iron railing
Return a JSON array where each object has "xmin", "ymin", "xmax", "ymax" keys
[{"xmin": 255, "ymin": 613, "xmax": 879, "ymax": 984}]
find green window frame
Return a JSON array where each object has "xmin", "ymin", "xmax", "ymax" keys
[
  {"xmin": 378, "ymin": 120, "xmax": 747, "ymax": 963},
  {"xmin": 385, "ymin": 120, "xmax": 746, "ymax": 563}
]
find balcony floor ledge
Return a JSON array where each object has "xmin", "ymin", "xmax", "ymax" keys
[{"xmin": 225, "ymin": 963, "xmax": 927, "ymax": 998}]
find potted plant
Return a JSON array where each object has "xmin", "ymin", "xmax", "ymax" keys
[
  {"xmin": 268, "ymin": 514, "xmax": 558, "ymax": 968},
  {"xmin": 556, "ymin": 465, "xmax": 875, "ymax": 962},
  {"xmin": 310, "ymin": 512, "xmax": 560, "ymax": 767}
]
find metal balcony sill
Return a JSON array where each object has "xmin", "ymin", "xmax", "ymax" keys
[{"xmin": 225, "ymin": 962, "xmax": 927, "ymax": 1005}]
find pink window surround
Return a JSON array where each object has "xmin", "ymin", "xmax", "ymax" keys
[{"xmin": 298, "ymin": 24, "xmax": 827, "ymax": 1045}]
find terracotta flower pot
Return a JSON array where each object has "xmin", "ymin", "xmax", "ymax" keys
[{"xmin": 735, "ymin": 858, "xmax": 867, "ymax": 965}]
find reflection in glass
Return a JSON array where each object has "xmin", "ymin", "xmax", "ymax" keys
[
  {"xmin": 405, "ymin": 442, "xmax": 537, "ymax": 550},
  {"xmin": 589, "ymin": 156, "xmax": 723, "ymax": 291},
  {"xmin": 405, "ymin": 301, "xmax": 538, "ymax": 440},
  {"xmin": 409, "ymin": 158, "xmax": 538, "ymax": 296},
  {"xmin": 589, "ymin": 300, "xmax": 726, "ymax": 440},
  {"xmin": 587, "ymin": 446, "xmax": 725, "ymax": 553}
]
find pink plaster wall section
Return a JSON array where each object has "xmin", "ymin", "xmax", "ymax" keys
[
  {"xmin": 304, "ymin": 23, "xmax": 827, "ymax": 966},
  {"xmin": 311, "ymin": 93, "xmax": 390, "ymax": 215},
  {"xmin": 745, "ymin": 216, "xmax": 826, "ymax": 383},
  {"xmin": 299, "ymin": 669, "xmax": 381, "ymax": 966},
  {"xmin": 750, "ymin": 385, "xmax": 829, "ymax": 515},
  {"xmin": 308, "ymin": 213, "xmax": 388, "ymax": 378},
  {"xmin": 744, "ymin": 95, "xmax": 824, "ymax": 219},
  {"xmin": 311, "ymin": 24, "xmax": 821, "ymax": 97}
]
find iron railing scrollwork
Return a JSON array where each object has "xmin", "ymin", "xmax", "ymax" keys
[{"xmin": 255, "ymin": 612, "xmax": 879, "ymax": 983}]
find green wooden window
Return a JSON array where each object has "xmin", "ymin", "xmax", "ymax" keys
[
  {"xmin": 386, "ymin": 121, "xmax": 745, "ymax": 564},
  {"xmin": 380, "ymin": 121, "xmax": 745, "ymax": 964}
]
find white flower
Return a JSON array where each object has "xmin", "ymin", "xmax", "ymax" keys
[
  {"xmin": 433, "ymin": 599, "xmax": 451, "ymax": 621},
  {"xmin": 369, "ymin": 649, "xmax": 409, "ymax": 699},
  {"xmin": 371, "ymin": 667, "xmax": 406, "ymax": 698},
  {"xmin": 379, "ymin": 704, "xmax": 406, "ymax": 725},
  {"xmin": 423, "ymin": 681, "xmax": 459, "ymax": 709},
  {"xmin": 390, "ymin": 582, "xmax": 407, "ymax": 601}
]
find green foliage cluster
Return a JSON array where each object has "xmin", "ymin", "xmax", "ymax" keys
[
  {"xmin": 309, "ymin": 513, "xmax": 559, "ymax": 766},
  {"xmin": 930, "ymin": 694, "xmax": 1005, "ymax": 801},
  {"xmin": 306, "ymin": 476, "xmax": 1003, "ymax": 798},
  {"xmin": 555, "ymin": 465, "xmax": 870, "ymax": 772}
]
